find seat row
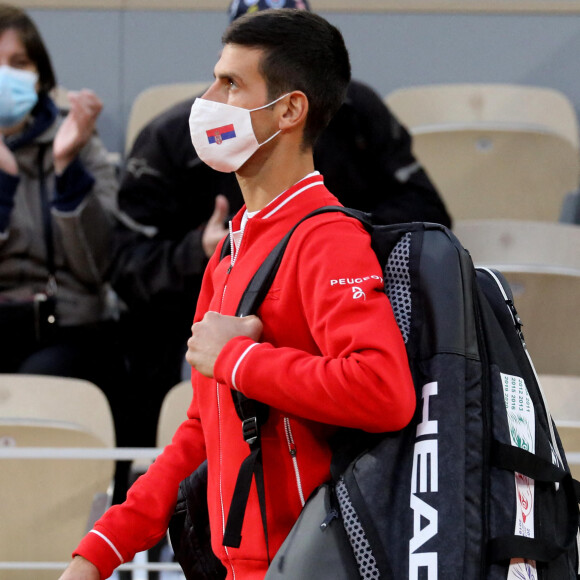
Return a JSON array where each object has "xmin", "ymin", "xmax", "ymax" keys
[
  {"xmin": 20, "ymin": 81, "xmax": 578, "ymax": 577},
  {"xmin": 0, "ymin": 374, "xmax": 186, "ymax": 579},
  {"xmin": 2, "ymin": 367, "xmax": 580, "ymax": 577},
  {"xmin": 105, "ymin": 81, "xmax": 580, "ymax": 222}
]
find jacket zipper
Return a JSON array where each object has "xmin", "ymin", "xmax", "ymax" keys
[
  {"xmin": 216, "ymin": 380, "xmax": 235, "ymax": 576},
  {"xmin": 228, "ymin": 218, "xmax": 246, "ymax": 271},
  {"xmin": 217, "ymin": 222, "xmax": 247, "ymax": 577},
  {"xmin": 284, "ymin": 417, "xmax": 305, "ymax": 506},
  {"xmin": 218, "ymin": 224, "xmax": 236, "ymax": 577}
]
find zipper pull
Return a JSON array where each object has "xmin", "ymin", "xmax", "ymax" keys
[
  {"xmin": 506, "ymin": 298, "xmax": 526, "ymax": 346},
  {"xmin": 320, "ymin": 508, "xmax": 339, "ymax": 530}
]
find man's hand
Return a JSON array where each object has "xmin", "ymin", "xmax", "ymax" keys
[
  {"xmin": 58, "ymin": 556, "xmax": 100, "ymax": 580},
  {"xmin": 53, "ymin": 89, "xmax": 103, "ymax": 174},
  {"xmin": 202, "ymin": 194, "xmax": 230, "ymax": 258},
  {"xmin": 186, "ymin": 312, "xmax": 263, "ymax": 377}
]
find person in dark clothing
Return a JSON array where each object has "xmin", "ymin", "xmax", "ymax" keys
[
  {"xmin": 110, "ymin": 0, "xmax": 451, "ymax": 449},
  {"xmin": 315, "ymin": 79, "xmax": 450, "ymax": 225}
]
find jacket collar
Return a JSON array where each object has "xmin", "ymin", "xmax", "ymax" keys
[{"xmin": 231, "ymin": 172, "xmax": 324, "ymax": 231}]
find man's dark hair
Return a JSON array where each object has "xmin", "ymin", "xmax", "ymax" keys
[
  {"xmin": 222, "ymin": 9, "xmax": 351, "ymax": 146},
  {"xmin": 0, "ymin": 4, "xmax": 56, "ymax": 95}
]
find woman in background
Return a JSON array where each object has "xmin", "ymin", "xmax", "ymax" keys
[{"xmin": 0, "ymin": 3, "xmax": 130, "ymax": 498}]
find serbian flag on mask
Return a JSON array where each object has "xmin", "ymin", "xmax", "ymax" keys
[{"xmin": 206, "ymin": 124, "xmax": 236, "ymax": 145}]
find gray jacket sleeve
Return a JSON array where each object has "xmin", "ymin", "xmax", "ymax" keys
[{"xmin": 52, "ymin": 134, "xmax": 120, "ymax": 285}]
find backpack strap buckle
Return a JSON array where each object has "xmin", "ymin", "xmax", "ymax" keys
[{"xmin": 242, "ymin": 417, "xmax": 259, "ymax": 445}]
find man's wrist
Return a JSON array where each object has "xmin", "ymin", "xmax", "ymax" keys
[{"xmin": 59, "ymin": 555, "xmax": 101, "ymax": 579}]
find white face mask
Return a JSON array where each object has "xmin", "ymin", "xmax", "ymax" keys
[{"xmin": 189, "ymin": 93, "xmax": 289, "ymax": 173}]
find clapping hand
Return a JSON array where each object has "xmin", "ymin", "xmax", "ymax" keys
[{"xmin": 53, "ymin": 89, "xmax": 103, "ymax": 174}]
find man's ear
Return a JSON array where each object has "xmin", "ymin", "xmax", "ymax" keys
[{"xmin": 278, "ymin": 91, "xmax": 309, "ymax": 132}]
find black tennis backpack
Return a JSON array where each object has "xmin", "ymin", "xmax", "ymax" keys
[{"xmin": 170, "ymin": 207, "xmax": 580, "ymax": 580}]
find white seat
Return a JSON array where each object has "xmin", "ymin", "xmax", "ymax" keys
[
  {"xmin": 494, "ymin": 270, "xmax": 580, "ymax": 377},
  {"xmin": 453, "ymin": 219, "xmax": 580, "ymax": 274},
  {"xmin": 385, "ymin": 84, "xmax": 580, "ymax": 221},
  {"xmin": 0, "ymin": 374, "xmax": 115, "ymax": 446},
  {"xmin": 537, "ymin": 374, "xmax": 580, "ymax": 480},
  {"xmin": 156, "ymin": 380, "xmax": 192, "ymax": 449},
  {"xmin": 386, "ymin": 83, "xmax": 579, "ymax": 148},
  {"xmin": 125, "ymin": 82, "xmax": 209, "ymax": 154},
  {"xmin": 538, "ymin": 374, "xmax": 580, "ymax": 423},
  {"xmin": 452, "ymin": 220, "xmax": 580, "ymax": 376},
  {"xmin": 0, "ymin": 374, "xmax": 116, "ymax": 580}
]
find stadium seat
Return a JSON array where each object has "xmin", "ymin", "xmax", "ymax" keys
[
  {"xmin": 0, "ymin": 374, "xmax": 115, "ymax": 580},
  {"xmin": 157, "ymin": 380, "xmax": 192, "ymax": 449},
  {"xmin": 385, "ymin": 83, "xmax": 580, "ymax": 221}
]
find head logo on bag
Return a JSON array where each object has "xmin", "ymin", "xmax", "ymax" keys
[{"xmin": 409, "ymin": 381, "xmax": 439, "ymax": 579}]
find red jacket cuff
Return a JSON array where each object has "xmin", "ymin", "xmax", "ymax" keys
[
  {"xmin": 214, "ymin": 335, "xmax": 259, "ymax": 391},
  {"xmin": 73, "ymin": 527, "xmax": 124, "ymax": 579}
]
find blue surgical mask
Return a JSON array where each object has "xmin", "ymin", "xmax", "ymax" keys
[{"xmin": 0, "ymin": 65, "xmax": 38, "ymax": 129}]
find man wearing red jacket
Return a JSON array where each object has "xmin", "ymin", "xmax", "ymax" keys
[{"xmin": 59, "ymin": 9, "xmax": 415, "ymax": 580}]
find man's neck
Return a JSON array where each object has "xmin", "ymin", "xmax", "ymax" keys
[{"xmin": 236, "ymin": 145, "xmax": 315, "ymax": 213}]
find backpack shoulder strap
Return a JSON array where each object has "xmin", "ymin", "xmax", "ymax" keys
[
  {"xmin": 223, "ymin": 205, "xmax": 370, "ymax": 552},
  {"xmin": 220, "ymin": 205, "xmax": 371, "ymax": 272},
  {"xmin": 236, "ymin": 205, "xmax": 371, "ymax": 317}
]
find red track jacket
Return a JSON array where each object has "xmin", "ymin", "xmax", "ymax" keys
[{"xmin": 74, "ymin": 173, "xmax": 415, "ymax": 579}]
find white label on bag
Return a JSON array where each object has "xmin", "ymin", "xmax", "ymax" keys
[{"xmin": 502, "ymin": 373, "xmax": 538, "ymax": 580}]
